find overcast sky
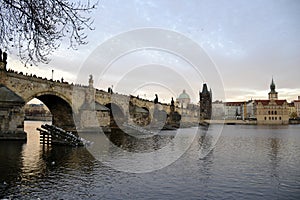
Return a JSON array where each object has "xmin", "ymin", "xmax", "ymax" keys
[{"xmin": 9, "ymin": 0, "xmax": 300, "ymax": 103}]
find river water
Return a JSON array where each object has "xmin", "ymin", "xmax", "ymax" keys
[{"xmin": 0, "ymin": 121, "xmax": 299, "ymax": 199}]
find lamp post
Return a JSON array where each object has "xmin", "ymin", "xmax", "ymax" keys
[{"xmin": 52, "ymin": 69, "xmax": 54, "ymax": 80}]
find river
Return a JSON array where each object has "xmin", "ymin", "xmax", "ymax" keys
[{"xmin": 0, "ymin": 121, "xmax": 299, "ymax": 199}]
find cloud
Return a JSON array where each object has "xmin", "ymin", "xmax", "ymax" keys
[
  {"xmin": 225, "ymin": 88, "xmax": 300, "ymax": 102},
  {"xmin": 5, "ymin": 0, "xmax": 300, "ymax": 104}
]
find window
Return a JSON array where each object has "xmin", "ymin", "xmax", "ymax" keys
[
  {"xmin": 272, "ymin": 117, "xmax": 274, "ymax": 120},
  {"xmin": 279, "ymin": 117, "xmax": 281, "ymax": 120},
  {"xmin": 264, "ymin": 117, "xmax": 267, "ymax": 120},
  {"xmin": 268, "ymin": 111, "xmax": 270, "ymax": 115},
  {"xmin": 275, "ymin": 117, "xmax": 277, "ymax": 120},
  {"xmin": 271, "ymin": 111, "xmax": 273, "ymax": 115},
  {"xmin": 275, "ymin": 111, "xmax": 277, "ymax": 115},
  {"xmin": 269, "ymin": 117, "xmax": 271, "ymax": 120}
]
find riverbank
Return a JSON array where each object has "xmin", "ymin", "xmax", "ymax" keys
[
  {"xmin": 205, "ymin": 120, "xmax": 257, "ymax": 125},
  {"xmin": 24, "ymin": 116, "xmax": 52, "ymax": 121},
  {"xmin": 204, "ymin": 119, "xmax": 300, "ymax": 125}
]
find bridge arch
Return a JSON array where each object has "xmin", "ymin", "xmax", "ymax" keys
[
  {"xmin": 105, "ymin": 103, "xmax": 125, "ymax": 128},
  {"xmin": 26, "ymin": 92, "xmax": 76, "ymax": 132},
  {"xmin": 128, "ymin": 103, "xmax": 151, "ymax": 126}
]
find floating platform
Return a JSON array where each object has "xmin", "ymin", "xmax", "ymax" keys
[{"xmin": 37, "ymin": 124, "xmax": 90, "ymax": 147}]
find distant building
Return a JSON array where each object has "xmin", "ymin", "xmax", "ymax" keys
[
  {"xmin": 212, "ymin": 100, "xmax": 225, "ymax": 119},
  {"xmin": 294, "ymin": 96, "xmax": 300, "ymax": 117},
  {"xmin": 199, "ymin": 83, "xmax": 212, "ymax": 120},
  {"xmin": 288, "ymin": 102, "xmax": 297, "ymax": 119},
  {"xmin": 24, "ymin": 103, "xmax": 51, "ymax": 116},
  {"xmin": 293, "ymin": 96, "xmax": 300, "ymax": 118},
  {"xmin": 176, "ymin": 90, "xmax": 190, "ymax": 109},
  {"xmin": 224, "ymin": 102, "xmax": 243, "ymax": 120},
  {"xmin": 254, "ymin": 78, "xmax": 289, "ymax": 125},
  {"xmin": 215, "ymin": 100, "xmax": 255, "ymax": 120},
  {"xmin": 176, "ymin": 90, "xmax": 200, "ymax": 124},
  {"xmin": 241, "ymin": 100, "xmax": 256, "ymax": 120}
]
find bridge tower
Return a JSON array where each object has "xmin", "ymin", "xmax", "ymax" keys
[{"xmin": 200, "ymin": 83, "xmax": 212, "ymax": 120}]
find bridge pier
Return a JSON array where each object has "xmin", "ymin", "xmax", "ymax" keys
[
  {"xmin": 0, "ymin": 52, "xmax": 26, "ymax": 140},
  {"xmin": 0, "ymin": 84, "xmax": 26, "ymax": 140}
]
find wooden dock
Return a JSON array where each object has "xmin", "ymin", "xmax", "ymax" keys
[{"xmin": 37, "ymin": 124, "xmax": 85, "ymax": 147}]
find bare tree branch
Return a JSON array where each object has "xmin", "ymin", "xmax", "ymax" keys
[{"xmin": 0, "ymin": 0, "xmax": 97, "ymax": 65}]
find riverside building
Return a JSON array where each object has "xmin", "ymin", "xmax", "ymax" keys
[{"xmin": 254, "ymin": 78, "xmax": 289, "ymax": 125}]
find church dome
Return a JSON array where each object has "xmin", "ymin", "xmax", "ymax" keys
[{"xmin": 177, "ymin": 90, "xmax": 190, "ymax": 100}]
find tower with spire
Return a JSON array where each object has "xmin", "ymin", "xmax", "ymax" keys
[
  {"xmin": 268, "ymin": 77, "xmax": 278, "ymax": 100},
  {"xmin": 199, "ymin": 83, "xmax": 212, "ymax": 120},
  {"xmin": 254, "ymin": 77, "xmax": 289, "ymax": 125}
]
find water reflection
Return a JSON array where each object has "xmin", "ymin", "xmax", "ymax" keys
[
  {"xmin": 106, "ymin": 129, "xmax": 175, "ymax": 153},
  {"xmin": 268, "ymin": 137, "xmax": 281, "ymax": 188},
  {"xmin": 21, "ymin": 121, "xmax": 47, "ymax": 181},
  {"xmin": 196, "ymin": 125, "xmax": 220, "ymax": 159},
  {"xmin": 0, "ymin": 141, "xmax": 24, "ymax": 197},
  {"xmin": 22, "ymin": 122, "xmax": 95, "ymax": 173},
  {"xmin": 0, "ymin": 121, "xmax": 97, "ymax": 199},
  {"xmin": 0, "ymin": 122, "xmax": 299, "ymax": 199}
]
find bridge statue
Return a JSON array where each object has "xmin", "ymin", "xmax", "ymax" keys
[
  {"xmin": 0, "ymin": 49, "xmax": 7, "ymax": 70},
  {"xmin": 154, "ymin": 94, "xmax": 158, "ymax": 104}
]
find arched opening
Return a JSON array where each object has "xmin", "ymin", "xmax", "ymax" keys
[
  {"xmin": 23, "ymin": 98, "xmax": 52, "ymax": 149},
  {"xmin": 25, "ymin": 94, "xmax": 76, "ymax": 133},
  {"xmin": 24, "ymin": 98, "xmax": 52, "ymax": 122},
  {"xmin": 141, "ymin": 107, "xmax": 150, "ymax": 126},
  {"xmin": 36, "ymin": 94, "xmax": 76, "ymax": 132},
  {"xmin": 105, "ymin": 103, "xmax": 125, "ymax": 128},
  {"xmin": 152, "ymin": 109, "xmax": 168, "ymax": 129},
  {"xmin": 128, "ymin": 102, "xmax": 150, "ymax": 126}
]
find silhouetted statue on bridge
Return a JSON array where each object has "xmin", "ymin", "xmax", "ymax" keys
[
  {"xmin": 154, "ymin": 94, "xmax": 158, "ymax": 104},
  {"xmin": 0, "ymin": 49, "xmax": 7, "ymax": 70},
  {"xmin": 108, "ymin": 87, "xmax": 113, "ymax": 94},
  {"xmin": 170, "ymin": 97, "xmax": 175, "ymax": 112},
  {"xmin": 3, "ymin": 52, "xmax": 7, "ymax": 64}
]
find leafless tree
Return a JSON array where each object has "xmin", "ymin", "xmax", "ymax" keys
[{"xmin": 0, "ymin": 0, "xmax": 97, "ymax": 65}]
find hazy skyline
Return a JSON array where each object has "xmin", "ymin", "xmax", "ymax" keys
[{"xmin": 7, "ymin": 0, "xmax": 300, "ymax": 103}]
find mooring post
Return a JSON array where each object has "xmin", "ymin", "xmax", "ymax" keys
[{"xmin": 42, "ymin": 133, "xmax": 45, "ymax": 145}]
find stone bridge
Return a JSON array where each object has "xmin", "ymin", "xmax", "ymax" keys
[{"xmin": 0, "ymin": 58, "xmax": 200, "ymax": 139}]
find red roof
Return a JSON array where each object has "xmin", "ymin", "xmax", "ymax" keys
[
  {"xmin": 275, "ymin": 100, "xmax": 287, "ymax": 105},
  {"xmin": 254, "ymin": 99, "xmax": 287, "ymax": 106},
  {"xmin": 254, "ymin": 100, "xmax": 270, "ymax": 106}
]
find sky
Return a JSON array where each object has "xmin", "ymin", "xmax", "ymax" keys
[{"xmin": 8, "ymin": 0, "xmax": 300, "ymax": 103}]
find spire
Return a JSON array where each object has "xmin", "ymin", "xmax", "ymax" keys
[
  {"xmin": 268, "ymin": 77, "xmax": 278, "ymax": 100},
  {"xmin": 270, "ymin": 77, "xmax": 276, "ymax": 92},
  {"xmin": 202, "ymin": 83, "xmax": 208, "ymax": 94}
]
